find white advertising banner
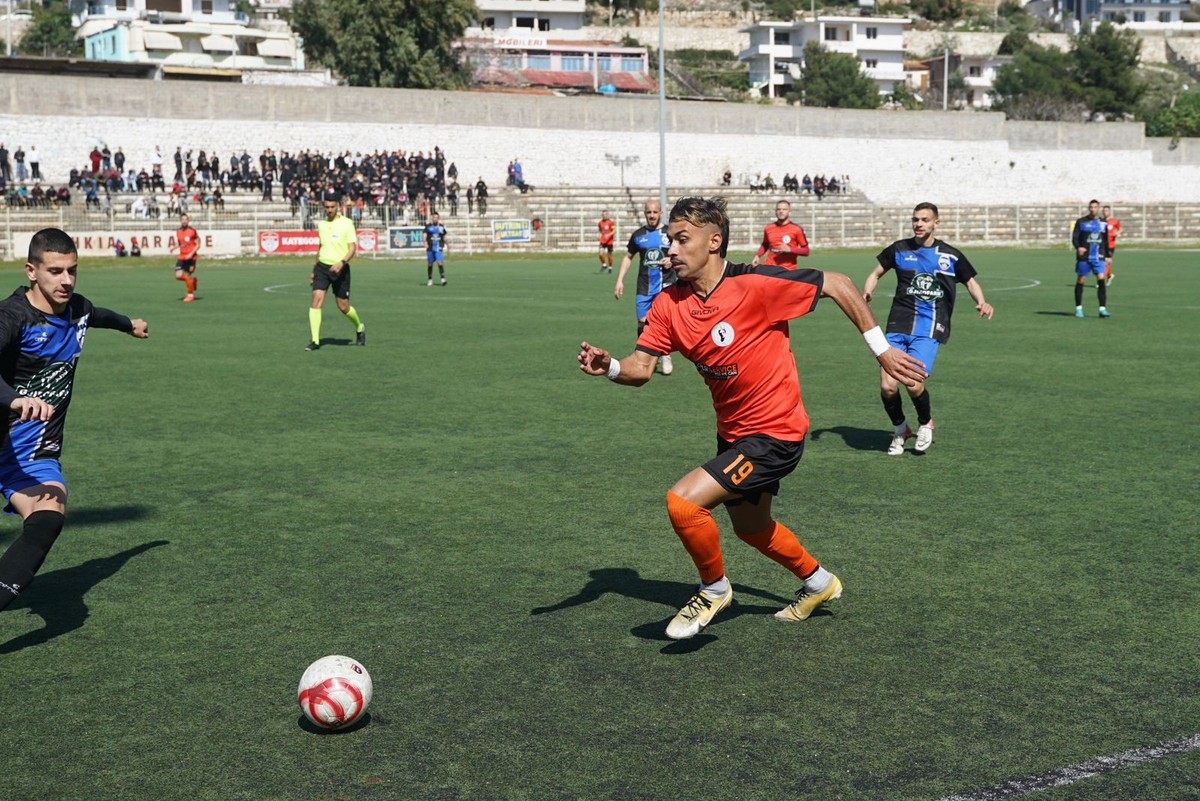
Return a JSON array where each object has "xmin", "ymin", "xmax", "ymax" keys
[{"xmin": 14, "ymin": 229, "xmax": 243, "ymax": 258}]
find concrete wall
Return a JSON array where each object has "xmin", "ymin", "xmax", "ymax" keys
[{"xmin": 1, "ymin": 74, "xmax": 1198, "ymax": 205}]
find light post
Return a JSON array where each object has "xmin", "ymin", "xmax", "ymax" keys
[{"xmin": 604, "ymin": 153, "xmax": 640, "ymax": 187}]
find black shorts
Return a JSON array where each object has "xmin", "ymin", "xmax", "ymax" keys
[
  {"xmin": 702, "ymin": 434, "xmax": 805, "ymax": 506},
  {"xmin": 599, "ymin": 243, "xmax": 613, "ymax": 253},
  {"xmin": 312, "ymin": 261, "xmax": 351, "ymax": 299},
  {"xmin": 175, "ymin": 258, "xmax": 196, "ymax": 273}
]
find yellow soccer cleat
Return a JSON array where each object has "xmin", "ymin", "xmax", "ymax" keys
[
  {"xmin": 665, "ymin": 586, "xmax": 733, "ymax": 640},
  {"xmin": 774, "ymin": 574, "xmax": 843, "ymax": 622}
]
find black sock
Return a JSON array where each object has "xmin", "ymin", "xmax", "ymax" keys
[
  {"xmin": 427, "ymin": 265, "xmax": 433, "ymax": 280},
  {"xmin": 0, "ymin": 510, "xmax": 65, "ymax": 612},
  {"xmin": 1075, "ymin": 283, "xmax": 1084, "ymax": 306},
  {"xmin": 881, "ymin": 391, "xmax": 906, "ymax": 427},
  {"xmin": 912, "ymin": 389, "xmax": 932, "ymax": 426},
  {"xmin": 1098, "ymin": 279, "xmax": 1107, "ymax": 307}
]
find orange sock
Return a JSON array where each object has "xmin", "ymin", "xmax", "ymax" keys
[
  {"xmin": 175, "ymin": 273, "xmax": 189, "ymax": 288},
  {"xmin": 737, "ymin": 520, "xmax": 819, "ymax": 580},
  {"xmin": 666, "ymin": 491, "xmax": 724, "ymax": 583},
  {"xmin": 186, "ymin": 276, "xmax": 197, "ymax": 294}
]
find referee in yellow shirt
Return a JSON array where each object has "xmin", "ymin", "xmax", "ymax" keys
[{"xmin": 307, "ymin": 195, "xmax": 366, "ymax": 351}]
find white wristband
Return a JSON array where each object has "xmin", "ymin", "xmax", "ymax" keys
[
  {"xmin": 863, "ymin": 326, "xmax": 889, "ymax": 357},
  {"xmin": 606, "ymin": 358, "xmax": 622, "ymax": 380}
]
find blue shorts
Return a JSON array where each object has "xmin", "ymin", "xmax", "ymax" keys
[
  {"xmin": 886, "ymin": 333, "xmax": 940, "ymax": 378},
  {"xmin": 636, "ymin": 293, "xmax": 658, "ymax": 321},
  {"xmin": 427, "ymin": 250, "xmax": 443, "ymax": 265},
  {"xmin": 1076, "ymin": 259, "xmax": 1105, "ymax": 277},
  {"xmin": 0, "ymin": 457, "xmax": 66, "ymax": 514}
]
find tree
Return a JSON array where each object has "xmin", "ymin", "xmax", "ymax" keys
[
  {"xmin": 790, "ymin": 41, "xmax": 879, "ymax": 109},
  {"xmin": 1072, "ymin": 22, "xmax": 1143, "ymax": 117},
  {"xmin": 20, "ymin": 0, "xmax": 81, "ymax": 58},
  {"xmin": 992, "ymin": 41, "xmax": 1085, "ymax": 120},
  {"xmin": 1143, "ymin": 92, "xmax": 1200, "ymax": 139},
  {"xmin": 286, "ymin": 0, "xmax": 476, "ymax": 89},
  {"xmin": 910, "ymin": 0, "xmax": 964, "ymax": 22}
]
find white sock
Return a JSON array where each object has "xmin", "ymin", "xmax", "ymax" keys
[
  {"xmin": 804, "ymin": 567, "xmax": 832, "ymax": 593},
  {"xmin": 701, "ymin": 576, "xmax": 729, "ymax": 596}
]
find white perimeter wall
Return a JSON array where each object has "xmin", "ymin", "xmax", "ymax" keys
[{"xmin": 2, "ymin": 75, "xmax": 1199, "ymax": 206}]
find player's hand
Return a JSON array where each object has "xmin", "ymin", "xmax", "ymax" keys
[
  {"xmin": 1076, "ymin": 247, "xmax": 1087, "ymax": 258},
  {"xmin": 862, "ymin": 291, "xmax": 873, "ymax": 303},
  {"xmin": 330, "ymin": 261, "xmax": 344, "ymax": 275},
  {"xmin": 877, "ymin": 347, "xmax": 927, "ymax": 389},
  {"xmin": 578, "ymin": 342, "xmax": 612, "ymax": 376},
  {"xmin": 976, "ymin": 301, "xmax": 994, "ymax": 319},
  {"xmin": 10, "ymin": 396, "xmax": 54, "ymax": 422},
  {"xmin": 751, "ymin": 257, "xmax": 760, "ymax": 267},
  {"xmin": 130, "ymin": 319, "xmax": 150, "ymax": 339},
  {"xmin": 614, "ymin": 282, "xmax": 624, "ymax": 300}
]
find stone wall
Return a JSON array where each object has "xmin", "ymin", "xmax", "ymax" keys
[{"xmin": 2, "ymin": 74, "xmax": 1198, "ymax": 205}]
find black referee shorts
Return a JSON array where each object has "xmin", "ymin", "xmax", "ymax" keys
[{"xmin": 312, "ymin": 261, "xmax": 351, "ymax": 299}]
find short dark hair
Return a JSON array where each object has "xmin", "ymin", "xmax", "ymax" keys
[
  {"xmin": 669, "ymin": 196, "xmax": 730, "ymax": 257},
  {"xmin": 913, "ymin": 202, "xmax": 939, "ymax": 218},
  {"xmin": 28, "ymin": 228, "xmax": 76, "ymax": 265}
]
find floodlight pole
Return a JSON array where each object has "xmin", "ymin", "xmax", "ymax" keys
[{"xmin": 658, "ymin": 0, "xmax": 667, "ymax": 213}]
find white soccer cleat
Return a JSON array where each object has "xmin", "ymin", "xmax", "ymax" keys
[
  {"xmin": 915, "ymin": 421, "xmax": 935, "ymax": 453},
  {"xmin": 665, "ymin": 586, "xmax": 733, "ymax": 640},
  {"xmin": 661, "ymin": 354, "xmax": 674, "ymax": 375},
  {"xmin": 887, "ymin": 424, "xmax": 912, "ymax": 456}
]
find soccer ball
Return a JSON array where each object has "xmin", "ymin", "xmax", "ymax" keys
[{"xmin": 297, "ymin": 655, "xmax": 373, "ymax": 730}]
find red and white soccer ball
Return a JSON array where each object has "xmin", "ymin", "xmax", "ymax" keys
[{"xmin": 297, "ymin": 655, "xmax": 373, "ymax": 730}]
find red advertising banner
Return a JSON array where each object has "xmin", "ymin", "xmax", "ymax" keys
[{"xmin": 258, "ymin": 229, "xmax": 379, "ymax": 255}]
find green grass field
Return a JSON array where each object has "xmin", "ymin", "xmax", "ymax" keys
[{"xmin": 0, "ymin": 247, "xmax": 1197, "ymax": 801}]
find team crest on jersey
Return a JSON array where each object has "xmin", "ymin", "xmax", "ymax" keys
[
  {"xmin": 711, "ymin": 321, "xmax": 735, "ymax": 347},
  {"xmin": 18, "ymin": 361, "xmax": 75, "ymax": 406},
  {"xmin": 937, "ymin": 253, "xmax": 955, "ymax": 272},
  {"xmin": 906, "ymin": 273, "xmax": 945, "ymax": 302}
]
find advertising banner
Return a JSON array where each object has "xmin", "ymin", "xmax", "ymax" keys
[
  {"xmin": 388, "ymin": 227, "xmax": 427, "ymax": 250},
  {"xmin": 258, "ymin": 229, "xmax": 379, "ymax": 255},
  {"xmin": 17, "ymin": 230, "xmax": 242, "ymax": 258},
  {"xmin": 491, "ymin": 219, "xmax": 533, "ymax": 244}
]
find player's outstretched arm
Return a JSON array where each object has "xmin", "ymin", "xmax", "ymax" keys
[
  {"xmin": 614, "ymin": 254, "xmax": 633, "ymax": 300},
  {"xmin": 965, "ymin": 278, "xmax": 993, "ymax": 319},
  {"xmin": 129, "ymin": 318, "xmax": 150, "ymax": 339},
  {"xmin": 861, "ymin": 264, "xmax": 886, "ymax": 303},
  {"xmin": 820, "ymin": 272, "xmax": 927, "ymax": 387},
  {"xmin": 578, "ymin": 342, "xmax": 655, "ymax": 386}
]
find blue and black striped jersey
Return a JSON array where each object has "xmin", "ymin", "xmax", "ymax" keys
[
  {"xmin": 876, "ymin": 238, "xmax": 978, "ymax": 344},
  {"xmin": 626, "ymin": 225, "xmax": 674, "ymax": 296}
]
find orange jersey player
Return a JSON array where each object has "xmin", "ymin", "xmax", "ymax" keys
[
  {"xmin": 578, "ymin": 196, "xmax": 925, "ymax": 641},
  {"xmin": 597, "ymin": 210, "xmax": 616, "ymax": 273},
  {"xmin": 1102, "ymin": 205, "xmax": 1121, "ymax": 282},
  {"xmin": 752, "ymin": 200, "xmax": 809, "ymax": 269},
  {"xmin": 169, "ymin": 212, "xmax": 200, "ymax": 302}
]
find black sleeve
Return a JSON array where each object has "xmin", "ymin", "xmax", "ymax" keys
[
  {"xmin": 876, "ymin": 243, "xmax": 897, "ymax": 271},
  {"xmin": 953, "ymin": 250, "xmax": 978, "ymax": 283},
  {"xmin": 90, "ymin": 306, "xmax": 134, "ymax": 333},
  {"xmin": 1071, "ymin": 219, "xmax": 1085, "ymax": 250}
]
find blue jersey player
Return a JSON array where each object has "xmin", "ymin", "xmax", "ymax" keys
[
  {"xmin": 0, "ymin": 228, "xmax": 149, "ymax": 613},
  {"xmin": 863, "ymin": 203, "xmax": 993, "ymax": 456},
  {"xmin": 425, "ymin": 212, "xmax": 448, "ymax": 287},
  {"xmin": 614, "ymin": 199, "xmax": 675, "ymax": 374},
  {"xmin": 1072, "ymin": 199, "xmax": 1111, "ymax": 318}
]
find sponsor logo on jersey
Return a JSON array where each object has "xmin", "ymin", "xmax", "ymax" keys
[
  {"xmin": 18, "ymin": 361, "xmax": 75, "ymax": 406},
  {"xmin": 906, "ymin": 273, "xmax": 945, "ymax": 302},
  {"xmin": 711, "ymin": 321, "xmax": 736, "ymax": 347},
  {"xmin": 697, "ymin": 363, "xmax": 738, "ymax": 380},
  {"xmin": 690, "ymin": 305, "xmax": 720, "ymax": 317}
]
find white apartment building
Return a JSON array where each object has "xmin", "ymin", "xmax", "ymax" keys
[
  {"xmin": 739, "ymin": 15, "xmax": 909, "ymax": 99},
  {"xmin": 473, "ymin": 0, "xmax": 586, "ymax": 34},
  {"xmin": 1061, "ymin": 0, "xmax": 1200, "ymax": 30},
  {"xmin": 71, "ymin": 0, "xmax": 303, "ymax": 74}
]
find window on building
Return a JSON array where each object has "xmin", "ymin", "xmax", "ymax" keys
[
  {"xmin": 538, "ymin": 19, "xmax": 550, "ymax": 31},
  {"xmin": 598, "ymin": 56, "xmax": 612, "ymax": 71},
  {"xmin": 147, "ymin": 0, "xmax": 184, "ymax": 11},
  {"xmin": 1158, "ymin": 10, "xmax": 1172, "ymax": 21},
  {"xmin": 621, "ymin": 57, "xmax": 643, "ymax": 72},
  {"xmin": 774, "ymin": 31, "xmax": 790, "ymax": 45},
  {"xmin": 527, "ymin": 54, "xmax": 551, "ymax": 69},
  {"xmin": 1133, "ymin": 11, "xmax": 1145, "ymax": 21},
  {"xmin": 115, "ymin": 0, "xmax": 129, "ymax": 9},
  {"xmin": 482, "ymin": 17, "xmax": 495, "ymax": 29},
  {"xmin": 516, "ymin": 16, "xmax": 535, "ymax": 28},
  {"xmin": 499, "ymin": 55, "xmax": 520, "ymax": 69},
  {"xmin": 824, "ymin": 28, "xmax": 838, "ymax": 41},
  {"xmin": 968, "ymin": 65, "xmax": 981, "ymax": 77},
  {"xmin": 198, "ymin": 0, "xmax": 213, "ymax": 13},
  {"xmin": 562, "ymin": 55, "xmax": 585, "ymax": 71},
  {"xmin": 866, "ymin": 27, "xmax": 878, "ymax": 39},
  {"xmin": 865, "ymin": 58, "xmax": 878, "ymax": 68}
]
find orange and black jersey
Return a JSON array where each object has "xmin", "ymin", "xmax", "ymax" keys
[
  {"xmin": 598, "ymin": 219, "xmax": 616, "ymax": 246},
  {"xmin": 636, "ymin": 262, "xmax": 822, "ymax": 442},
  {"xmin": 759, "ymin": 221, "xmax": 809, "ymax": 268},
  {"xmin": 176, "ymin": 226, "xmax": 199, "ymax": 260}
]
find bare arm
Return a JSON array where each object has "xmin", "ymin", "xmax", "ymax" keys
[
  {"xmin": 578, "ymin": 342, "xmax": 657, "ymax": 386},
  {"xmin": 820, "ymin": 272, "xmax": 928, "ymax": 388},
  {"xmin": 614, "ymin": 253, "xmax": 634, "ymax": 300},
  {"xmin": 861, "ymin": 263, "xmax": 887, "ymax": 303},
  {"xmin": 964, "ymin": 277, "xmax": 994, "ymax": 319}
]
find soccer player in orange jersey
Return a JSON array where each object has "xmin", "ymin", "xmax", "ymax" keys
[
  {"xmin": 751, "ymin": 199, "xmax": 810, "ymax": 269},
  {"xmin": 169, "ymin": 212, "xmax": 200, "ymax": 302},
  {"xmin": 579, "ymin": 197, "xmax": 926, "ymax": 640},
  {"xmin": 597, "ymin": 210, "xmax": 616, "ymax": 273},
  {"xmin": 1102, "ymin": 205, "xmax": 1121, "ymax": 284}
]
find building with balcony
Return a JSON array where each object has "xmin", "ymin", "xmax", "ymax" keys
[
  {"xmin": 461, "ymin": 34, "xmax": 655, "ymax": 94},
  {"xmin": 72, "ymin": 0, "xmax": 304, "ymax": 77},
  {"xmin": 1060, "ymin": 0, "xmax": 1198, "ymax": 30},
  {"xmin": 473, "ymin": 0, "xmax": 586, "ymax": 34},
  {"xmin": 739, "ymin": 15, "xmax": 909, "ymax": 99}
]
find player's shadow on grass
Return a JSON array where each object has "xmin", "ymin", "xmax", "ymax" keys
[
  {"xmin": 809, "ymin": 426, "xmax": 887, "ymax": 452},
  {"xmin": 531, "ymin": 567, "xmax": 793, "ymax": 654},
  {"xmin": 315, "ymin": 337, "xmax": 356, "ymax": 348},
  {"xmin": 1036, "ymin": 311, "xmax": 1086, "ymax": 317},
  {"xmin": 0, "ymin": 539, "xmax": 169, "ymax": 654}
]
